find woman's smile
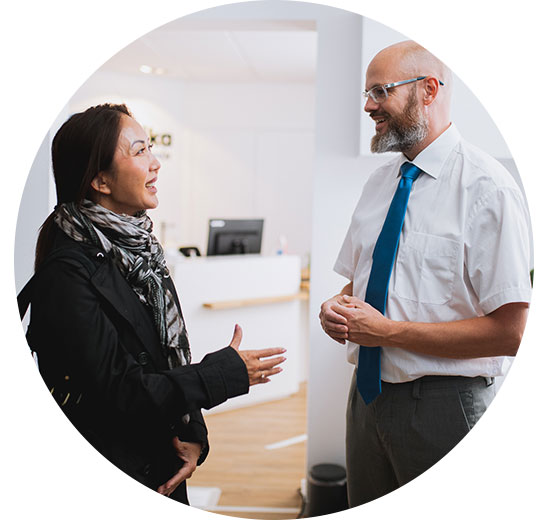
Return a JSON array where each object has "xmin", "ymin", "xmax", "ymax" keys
[{"xmin": 145, "ymin": 177, "xmax": 158, "ymax": 193}]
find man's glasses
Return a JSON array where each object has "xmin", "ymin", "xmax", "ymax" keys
[{"xmin": 363, "ymin": 76, "xmax": 445, "ymax": 104}]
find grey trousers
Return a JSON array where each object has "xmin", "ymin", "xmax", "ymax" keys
[{"xmin": 346, "ymin": 370, "xmax": 496, "ymax": 507}]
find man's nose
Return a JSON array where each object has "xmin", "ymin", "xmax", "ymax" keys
[{"xmin": 364, "ymin": 95, "xmax": 379, "ymax": 113}]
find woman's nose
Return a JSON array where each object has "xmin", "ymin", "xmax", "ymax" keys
[{"xmin": 151, "ymin": 153, "xmax": 161, "ymax": 171}]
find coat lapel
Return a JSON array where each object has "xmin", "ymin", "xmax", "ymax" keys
[{"xmin": 90, "ymin": 260, "xmax": 167, "ymax": 369}]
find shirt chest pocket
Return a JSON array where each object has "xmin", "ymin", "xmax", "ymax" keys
[{"xmin": 394, "ymin": 232, "xmax": 459, "ymax": 305}]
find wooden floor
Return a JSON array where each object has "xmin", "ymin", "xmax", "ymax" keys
[{"xmin": 190, "ymin": 383, "xmax": 307, "ymax": 519}]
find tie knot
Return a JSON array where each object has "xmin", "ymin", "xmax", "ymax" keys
[{"xmin": 400, "ymin": 162, "xmax": 421, "ymax": 181}]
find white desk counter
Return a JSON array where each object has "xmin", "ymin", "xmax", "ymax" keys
[{"xmin": 168, "ymin": 254, "xmax": 303, "ymax": 413}]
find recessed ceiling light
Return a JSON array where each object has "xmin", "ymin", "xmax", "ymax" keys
[{"xmin": 139, "ymin": 65, "xmax": 153, "ymax": 74}]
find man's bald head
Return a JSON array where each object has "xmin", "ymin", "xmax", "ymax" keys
[{"xmin": 371, "ymin": 41, "xmax": 450, "ymax": 86}]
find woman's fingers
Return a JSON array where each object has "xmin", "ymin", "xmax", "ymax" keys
[
  {"xmin": 248, "ymin": 357, "xmax": 285, "ymax": 385},
  {"xmin": 238, "ymin": 348, "xmax": 287, "ymax": 386},
  {"xmin": 157, "ymin": 465, "xmax": 192, "ymax": 496},
  {"xmin": 261, "ymin": 365, "xmax": 283, "ymax": 379},
  {"xmin": 258, "ymin": 355, "xmax": 286, "ymax": 370},
  {"xmin": 229, "ymin": 324, "xmax": 243, "ymax": 350},
  {"xmin": 249, "ymin": 365, "xmax": 283, "ymax": 385},
  {"xmin": 247, "ymin": 347, "xmax": 287, "ymax": 359},
  {"xmin": 241, "ymin": 351, "xmax": 287, "ymax": 370},
  {"xmin": 157, "ymin": 439, "xmax": 200, "ymax": 496}
]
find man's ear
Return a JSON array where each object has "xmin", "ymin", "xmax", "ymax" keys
[
  {"xmin": 423, "ymin": 77, "xmax": 441, "ymax": 106},
  {"xmin": 90, "ymin": 171, "xmax": 112, "ymax": 195}
]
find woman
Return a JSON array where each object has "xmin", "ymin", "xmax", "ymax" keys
[{"xmin": 22, "ymin": 103, "xmax": 286, "ymax": 504}]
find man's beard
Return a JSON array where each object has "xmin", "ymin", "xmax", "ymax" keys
[{"xmin": 370, "ymin": 89, "xmax": 429, "ymax": 154}]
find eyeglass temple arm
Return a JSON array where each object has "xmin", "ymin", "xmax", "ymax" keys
[{"xmin": 384, "ymin": 76, "xmax": 445, "ymax": 89}]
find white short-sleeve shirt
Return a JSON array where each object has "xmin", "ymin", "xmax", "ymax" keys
[{"xmin": 334, "ymin": 124, "xmax": 532, "ymax": 382}]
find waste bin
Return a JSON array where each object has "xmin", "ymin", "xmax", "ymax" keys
[{"xmin": 303, "ymin": 463, "xmax": 348, "ymax": 517}]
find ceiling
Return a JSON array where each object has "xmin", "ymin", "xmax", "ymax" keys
[{"xmin": 101, "ymin": 19, "xmax": 318, "ymax": 83}]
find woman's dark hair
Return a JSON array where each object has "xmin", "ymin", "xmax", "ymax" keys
[{"xmin": 35, "ymin": 103, "xmax": 131, "ymax": 269}]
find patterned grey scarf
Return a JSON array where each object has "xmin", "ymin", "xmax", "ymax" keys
[{"xmin": 54, "ymin": 199, "xmax": 190, "ymax": 368}]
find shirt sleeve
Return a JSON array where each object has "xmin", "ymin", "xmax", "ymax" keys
[
  {"xmin": 333, "ymin": 171, "xmax": 380, "ymax": 281},
  {"xmin": 465, "ymin": 186, "xmax": 532, "ymax": 314},
  {"xmin": 333, "ymin": 225, "xmax": 355, "ymax": 281}
]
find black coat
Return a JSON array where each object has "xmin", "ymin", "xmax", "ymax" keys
[{"xmin": 25, "ymin": 229, "xmax": 249, "ymax": 503}]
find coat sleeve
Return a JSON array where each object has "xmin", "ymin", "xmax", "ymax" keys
[
  {"xmin": 174, "ymin": 410, "xmax": 210, "ymax": 466},
  {"xmin": 31, "ymin": 258, "xmax": 250, "ymax": 427}
]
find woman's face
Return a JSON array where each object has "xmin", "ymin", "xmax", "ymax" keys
[{"xmin": 93, "ymin": 114, "xmax": 161, "ymax": 215}]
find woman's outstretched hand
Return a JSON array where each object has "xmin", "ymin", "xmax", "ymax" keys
[{"xmin": 229, "ymin": 324, "xmax": 286, "ymax": 385}]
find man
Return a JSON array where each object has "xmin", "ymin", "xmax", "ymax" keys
[{"xmin": 319, "ymin": 40, "xmax": 531, "ymax": 507}]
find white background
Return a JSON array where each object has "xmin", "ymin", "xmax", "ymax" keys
[{"xmin": 2, "ymin": 1, "xmax": 546, "ymax": 519}]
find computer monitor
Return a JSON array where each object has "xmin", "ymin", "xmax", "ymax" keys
[{"xmin": 206, "ymin": 219, "xmax": 264, "ymax": 256}]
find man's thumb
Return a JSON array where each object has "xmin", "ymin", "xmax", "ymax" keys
[{"xmin": 229, "ymin": 324, "xmax": 243, "ymax": 350}]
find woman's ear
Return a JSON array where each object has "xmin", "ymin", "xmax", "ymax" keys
[{"xmin": 90, "ymin": 171, "xmax": 112, "ymax": 195}]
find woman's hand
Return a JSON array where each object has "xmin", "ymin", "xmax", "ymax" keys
[
  {"xmin": 229, "ymin": 324, "xmax": 286, "ymax": 385},
  {"xmin": 157, "ymin": 439, "xmax": 202, "ymax": 497}
]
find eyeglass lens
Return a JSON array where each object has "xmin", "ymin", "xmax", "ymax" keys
[
  {"xmin": 363, "ymin": 86, "xmax": 387, "ymax": 103},
  {"xmin": 370, "ymin": 86, "xmax": 387, "ymax": 103}
]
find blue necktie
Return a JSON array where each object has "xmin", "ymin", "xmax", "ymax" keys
[{"xmin": 357, "ymin": 162, "xmax": 421, "ymax": 404}]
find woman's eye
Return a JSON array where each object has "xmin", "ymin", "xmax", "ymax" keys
[{"xmin": 136, "ymin": 144, "xmax": 153, "ymax": 155}]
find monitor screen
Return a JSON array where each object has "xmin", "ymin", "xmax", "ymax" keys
[{"xmin": 206, "ymin": 219, "xmax": 264, "ymax": 256}]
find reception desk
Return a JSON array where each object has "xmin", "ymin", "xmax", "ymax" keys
[{"xmin": 168, "ymin": 254, "xmax": 304, "ymax": 413}]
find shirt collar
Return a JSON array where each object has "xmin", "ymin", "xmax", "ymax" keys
[{"xmin": 396, "ymin": 123, "xmax": 461, "ymax": 179}]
